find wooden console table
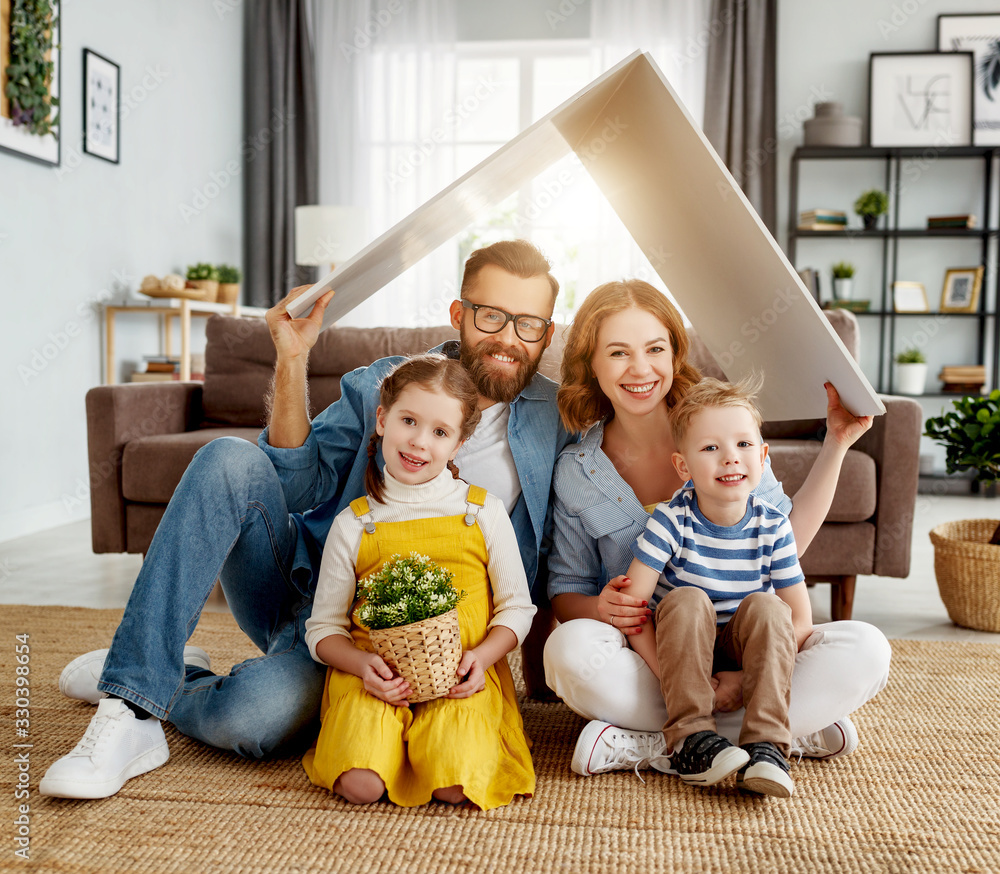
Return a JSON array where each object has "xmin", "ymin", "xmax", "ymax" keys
[{"xmin": 103, "ymin": 298, "xmax": 268, "ymax": 384}]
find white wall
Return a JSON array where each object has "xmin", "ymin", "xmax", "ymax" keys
[
  {"xmin": 0, "ymin": 1, "xmax": 244, "ymax": 542},
  {"xmin": 777, "ymin": 0, "xmax": 1000, "ymax": 474}
]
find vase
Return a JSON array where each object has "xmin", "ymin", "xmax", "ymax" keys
[
  {"xmin": 833, "ymin": 278, "xmax": 854, "ymax": 300},
  {"xmin": 895, "ymin": 362, "xmax": 927, "ymax": 395}
]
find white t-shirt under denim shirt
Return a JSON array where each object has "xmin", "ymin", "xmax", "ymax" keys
[{"xmin": 455, "ymin": 402, "xmax": 521, "ymax": 516}]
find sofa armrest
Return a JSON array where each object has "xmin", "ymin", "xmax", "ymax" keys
[
  {"xmin": 852, "ymin": 394, "xmax": 923, "ymax": 578},
  {"xmin": 86, "ymin": 382, "xmax": 203, "ymax": 553}
]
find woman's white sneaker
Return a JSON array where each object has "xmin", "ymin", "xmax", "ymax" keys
[
  {"xmin": 39, "ymin": 698, "xmax": 169, "ymax": 799},
  {"xmin": 59, "ymin": 647, "xmax": 211, "ymax": 705},
  {"xmin": 790, "ymin": 717, "xmax": 859, "ymax": 760}
]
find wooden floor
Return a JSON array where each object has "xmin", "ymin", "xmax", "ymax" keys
[{"xmin": 1, "ymin": 492, "xmax": 998, "ymax": 642}]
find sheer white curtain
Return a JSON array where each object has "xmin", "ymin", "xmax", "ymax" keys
[{"xmin": 311, "ymin": 0, "xmax": 459, "ymax": 327}]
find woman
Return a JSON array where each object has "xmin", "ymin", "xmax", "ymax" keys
[{"xmin": 542, "ymin": 279, "xmax": 891, "ymax": 776}]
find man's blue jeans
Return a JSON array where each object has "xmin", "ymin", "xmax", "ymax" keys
[{"xmin": 97, "ymin": 437, "xmax": 327, "ymax": 758}]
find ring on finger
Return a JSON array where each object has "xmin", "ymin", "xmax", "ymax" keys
[{"xmin": 610, "ymin": 615, "xmax": 616, "ymax": 628}]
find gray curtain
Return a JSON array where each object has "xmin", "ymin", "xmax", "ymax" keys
[
  {"xmin": 702, "ymin": 0, "xmax": 777, "ymax": 233},
  {"xmin": 243, "ymin": 0, "xmax": 318, "ymax": 307}
]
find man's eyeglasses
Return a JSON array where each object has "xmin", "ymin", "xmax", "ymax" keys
[{"xmin": 461, "ymin": 300, "xmax": 552, "ymax": 343}]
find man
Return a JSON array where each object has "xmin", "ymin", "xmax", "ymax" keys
[{"xmin": 40, "ymin": 240, "xmax": 572, "ymax": 800}]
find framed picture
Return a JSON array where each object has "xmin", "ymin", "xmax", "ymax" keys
[
  {"xmin": 869, "ymin": 52, "xmax": 974, "ymax": 147},
  {"xmin": 83, "ymin": 49, "xmax": 120, "ymax": 163},
  {"xmin": 893, "ymin": 281, "xmax": 929, "ymax": 313},
  {"xmin": 940, "ymin": 266, "xmax": 983, "ymax": 313},
  {"xmin": 938, "ymin": 14, "xmax": 1000, "ymax": 146},
  {"xmin": 0, "ymin": 0, "xmax": 61, "ymax": 165}
]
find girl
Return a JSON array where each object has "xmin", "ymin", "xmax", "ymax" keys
[
  {"xmin": 302, "ymin": 354, "xmax": 536, "ymax": 809},
  {"xmin": 543, "ymin": 279, "xmax": 891, "ymax": 776}
]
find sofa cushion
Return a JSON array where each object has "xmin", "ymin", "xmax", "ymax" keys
[
  {"xmin": 201, "ymin": 316, "xmax": 570, "ymax": 428},
  {"xmin": 122, "ymin": 428, "xmax": 261, "ymax": 503},
  {"xmin": 768, "ymin": 443, "xmax": 876, "ymax": 523}
]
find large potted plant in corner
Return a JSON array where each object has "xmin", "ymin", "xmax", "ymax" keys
[{"xmin": 925, "ymin": 390, "xmax": 1000, "ymax": 632}]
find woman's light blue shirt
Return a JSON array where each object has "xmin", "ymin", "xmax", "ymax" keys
[{"xmin": 547, "ymin": 419, "xmax": 792, "ymax": 600}]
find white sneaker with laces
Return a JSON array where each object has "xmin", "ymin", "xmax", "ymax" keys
[
  {"xmin": 790, "ymin": 717, "xmax": 859, "ymax": 760},
  {"xmin": 571, "ymin": 720, "xmax": 674, "ymax": 778},
  {"xmin": 59, "ymin": 646, "xmax": 212, "ymax": 705},
  {"xmin": 39, "ymin": 698, "xmax": 169, "ymax": 799}
]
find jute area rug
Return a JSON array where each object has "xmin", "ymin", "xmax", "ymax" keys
[{"xmin": 1, "ymin": 606, "xmax": 998, "ymax": 874}]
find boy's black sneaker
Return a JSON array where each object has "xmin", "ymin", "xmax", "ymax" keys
[
  {"xmin": 737, "ymin": 741, "xmax": 794, "ymax": 797},
  {"xmin": 668, "ymin": 730, "xmax": 750, "ymax": 786}
]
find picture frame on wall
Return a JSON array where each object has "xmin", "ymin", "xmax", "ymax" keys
[
  {"xmin": 938, "ymin": 14, "xmax": 1000, "ymax": 146},
  {"xmin": 868, "ymin": 52, "xmax": 974, "ymax": 147},
  {"xmin": 83, "ymin": 49, "xmax": 120, "ymax": 164},
  {"xmin": 940, "ymin": 266, "xmax": 983, "ymax": 313},
  {"xmin": 893, "ymin": 281, "xmax": 930, "ymax": 313},
  {"xmin": 0, "ymin": 0, "xmax": 61, "ymax": 166}
]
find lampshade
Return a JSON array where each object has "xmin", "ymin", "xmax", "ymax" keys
[{"xmin": 294, "ymin": 205, "xmax": 368, "ymax": 266}]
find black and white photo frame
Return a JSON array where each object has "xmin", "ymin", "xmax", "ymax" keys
[
  {"xmin": 868, "ymin": 51, "xmax": 974, "ymax": 148},
  {"xmin": 83, "ymin": 48, "xmax": 120, "ymax": 164},
  {"xmin": 938, "ymin": 14, "xmax": 1000, "ymax": 146}
]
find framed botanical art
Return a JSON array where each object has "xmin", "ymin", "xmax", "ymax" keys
[
  {"xmin": 938, "ymin": 14, "xmax": 1000, "ymax": 146},
  {"xmin": 83, "ymin": 48, "xmax": 120, "ymax": 163},
  {"xmin": 940, "ymin": 266, "xmax": 983, "ymax": 313},
  {"xmin": 893, "ymin": 281, "xmax": 930, "ymax": 313},
  {"xmin": 0, "ymin": 0, "xmax": 61, "ymax": 165},
  {"xmin": 868, "ymin": 52, "xmax": 974, "ymax": 147}
]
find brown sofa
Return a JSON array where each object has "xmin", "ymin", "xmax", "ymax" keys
[{"xmin": 86, "ymin": 310, "xmax": 922, "ymax": 621}]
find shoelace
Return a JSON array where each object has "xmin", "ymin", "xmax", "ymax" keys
[
  {"xmin": 789, "ymin": 728, "xmax": 829, "ymax": 762},
  {"xmin": 69, "ymin": 708, "xmax": 123, "ymax": 758},
  {"xmin": 599, "ymin": 730, "xmax": 667, "ymax": 783}
]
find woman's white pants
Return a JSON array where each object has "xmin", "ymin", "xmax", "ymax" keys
[{"xmin": 543, "ymin": 618, "xmax": 891, "ymax": 742}]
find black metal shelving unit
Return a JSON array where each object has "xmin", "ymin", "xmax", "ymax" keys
[{"xmin": 788, "ymin": 146, "xmax": 999, "ymax": 395}]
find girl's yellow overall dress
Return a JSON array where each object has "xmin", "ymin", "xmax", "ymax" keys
[{"xmin": 302, "ymin": 486, "xmax": 535, "ymax": 810}]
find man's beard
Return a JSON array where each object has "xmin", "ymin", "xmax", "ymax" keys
[{"xmin": 459, "ymin": 329, "xmax": 542, "ymax": 405}]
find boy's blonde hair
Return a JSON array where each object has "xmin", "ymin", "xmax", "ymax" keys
[{"xmin": 670, "ymin": 375, "xmax": 765, "ymax": 448}]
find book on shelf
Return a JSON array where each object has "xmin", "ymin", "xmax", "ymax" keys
[
  {"xmin": 797, "ymin": 223, "xmax": 849, "ymax": 231},
  {"xmin": 131, "ymin": 371, "xmax": 205, "ymax": 383},
  {"xmin": 797, "ymin": 209, "xmax": 847, "ymax": 232},
  {"xmin": 939, "ymin": 365, "xmax": 986, "ymax": 381},
  {"xmin": 940, "ymin": 382, "xmax": 986, "ymax": 394},
  {"xmin": 927, "ymin": 214, "xmax": 977, "ymax": 229},
  {"xmin": 824, "ymin": 299, "xmax": 870, "ymax": 312},
  {"xmin": 797, "ymin": 267, "xmax": 819, "ymax": 299},
  {"xmin": 800, "ymin": 208, "xmax": 846, "ymax": 219}
]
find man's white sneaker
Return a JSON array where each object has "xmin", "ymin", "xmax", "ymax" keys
[
  {"xmin": 790, "ymin": 717, "xmax": 859, "ymax": 760},
  {"xmin": 59, "ymin": 646, "xmax": 212, "ymax": 705},
  {"xmin": 571, "ymin": 720, "xmax": 674, "ymax": 777},
  {"xmin": 39, "ymin": 699, "xmax": 169, "ymax": 799}
]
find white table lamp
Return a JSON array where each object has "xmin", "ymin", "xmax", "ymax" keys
[{"xmin": 294, "ymin": 205, "xmax": 368, "ymax": 273}]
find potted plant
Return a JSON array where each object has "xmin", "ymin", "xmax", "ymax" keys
[
  {"xmin": 215, "ymin": 264, "xmax": 242, "ymax": 305},
  {"xmin": 185, "ymin": 263, "xmax": 220, "ymax": 301},
  {"xmin": 854, "ymin": 189, "xmax": 889, "ymax": 231},
  {"xmin": 831, "ymin": 261, "xmax": 855, "ymax": 300},
  {"xmin": 357, "ymin": 553, "xmax": 467, "ymax": 703},
  {"xmin": 925, "ymin": 390, "xmax": 1000, "ymax": 631},
  {"xmin": 894, "ymin": 347, "xmax": 927, "ymax": 396}
]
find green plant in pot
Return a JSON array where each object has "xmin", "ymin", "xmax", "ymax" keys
[
  {"xmin": 831, "ymin": 261, "xmax": 855, "ymax": 300},
  {"xmin": 854, "ymin": 189, "xmax": 888, "ymax": 231},
  {"xmin": 185, "ymin": 263, "xmax": 220, "ymax": 302},
  {"xmin": 894, "ymin": 347, "xmax": 927, "ymax": 395},
  {"xmin": 924, "ymin": 390, "xmax": 1000, "ymax": 631},
  {"xmin": 215, "ymin": 264, "xmax": 242, "ymax": 305}
]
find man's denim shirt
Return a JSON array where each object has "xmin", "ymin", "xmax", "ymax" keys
[{"xmin": 258, "ymin": 341, "xmax": 573, "ymax": 599}]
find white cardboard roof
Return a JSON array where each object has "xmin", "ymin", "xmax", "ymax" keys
[{"xmin": 288, "ymin": 51, "xmax": 883, "ymax": 422}]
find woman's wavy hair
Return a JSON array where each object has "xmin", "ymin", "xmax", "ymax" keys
[
  {"xmin": 365, "ymin": 354, "xmax": 482, "ymax": 504},
  {"xmin": 557, "ymin": 280, "xmax": 701, "ymax": 433}
]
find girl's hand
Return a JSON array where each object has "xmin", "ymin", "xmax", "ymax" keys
[
  {"xmin": 360, "ymin": 653, "xmax": 411, "ymax": 705},
  {"xmin": 447, "ymin": 650, "xmax": 486, "ymax": 698},
  {"xmin": 598, "ymin": 575, "xmax": 652, "ymax": 635},
  {"xmin": 711, "ymin": 670, "xmax": 744, "ymax": 712},
  {"xmin": 823, "ymin": 382, "xmax": 873, "ymax": 450}
]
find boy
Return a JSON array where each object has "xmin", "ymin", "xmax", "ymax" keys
[{"xmin": 624, "ymin": 377, "xmax": 813, "ymax": 797}]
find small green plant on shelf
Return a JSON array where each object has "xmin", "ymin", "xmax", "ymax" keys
[
  {"xmin": 924, "ymin": 390, "xmax": 1000, "ymax": 544},
  {"xmin": 186, "ymin": 263, "xmax": 220, "ymax": 281},
  {"xmin": 854, "ymin": 189, "xmax": 889, "ymax": 230},
  {"xmin": 895, "ymin": 347, "xmax": 926, "ymax": 365},
  {"xmin": 832, "ymin": 262, "xmax": 855, "ymax": 279},
  {"xmin": 215, "ymin": 264, "xmax": 242, "ymax": 284}
]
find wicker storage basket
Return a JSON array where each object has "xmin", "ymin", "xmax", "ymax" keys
[
  {"xmin": 929, "ymin": 519, "xmax": 1000, "ymax": 632},
  {"xmin": 369, "ymin": 608, "xmax": 463, "ymax": 703}
]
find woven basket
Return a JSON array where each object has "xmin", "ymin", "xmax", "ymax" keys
[
  {"xmin": 929, "ymin": 519, "xmax": 1000, "ymax": 632},
  {"xmin": 369, "ymin": 608, "xmax": 463, "ymax": 703}
]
